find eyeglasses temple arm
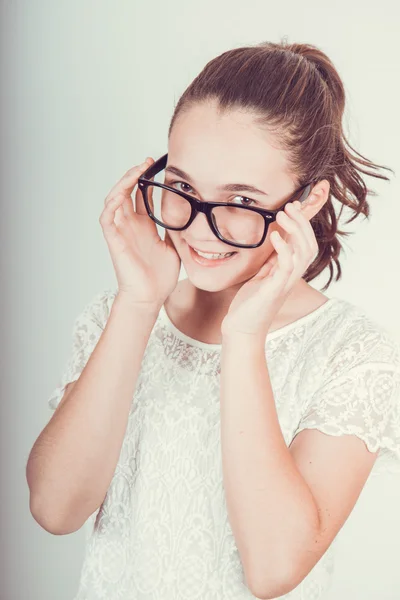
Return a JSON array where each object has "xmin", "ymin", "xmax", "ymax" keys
[{"xmin": 139, "ymin": 153, "xmax": 168, "ymax": 181}]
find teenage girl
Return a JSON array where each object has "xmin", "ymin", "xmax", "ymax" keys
[{"xmin": 27, "ymin": 40, "xmax": 400, "ymax": 600}]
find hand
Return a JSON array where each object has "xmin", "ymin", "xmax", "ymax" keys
[
  {"xmin": 220, "ymin": 200, "xmax": 319, "ymax": 339},
  {"xmin": 99, "ymin": 158, "xmax": 181, "ymax": 312}
]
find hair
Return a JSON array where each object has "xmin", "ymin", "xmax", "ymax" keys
[{"xmin": 167, "ymin": 40, "xmax": 394, "ymax": 291}]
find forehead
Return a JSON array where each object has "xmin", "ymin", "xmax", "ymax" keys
[{"xmin": 168, "ymin": 101, "xmax": 292, "ymax": 188}]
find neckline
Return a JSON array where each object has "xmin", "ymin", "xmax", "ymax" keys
[{"xmin": 158, "ymin": 296, "xmax": 339, "ymax": 351}]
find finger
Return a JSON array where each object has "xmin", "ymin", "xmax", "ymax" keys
[
  {"xmin": 122, "ymin": 191, "xmax": 136, "ymax": 220},
  {"xmin": 276, "ymin": 208, "xmax": 300, "ymax": 245},
  {"xmin": 115, "ymin": 202, "xmax": 126, "ymax": 228},
  {"xmin": 135, "ymin": 177, "xmax": 156, "ymax": 217},
  {"xmin": 99, "ymin": 193, "xmax": 125, "ymax": 242},
  {"xmin": 164, "ymin": 230, "xmax": 176, "ymax": 252},
  {"xmin": 284, "ymin": 202, "xmax": 317, "ymax": 254},
  {"xmin": 148, "ymin": 184, "xmax": 155, "ymax": 213},
  {"xmin": 104, "ymin": 158, "xmax": 154, "ymax": 207},
  {"xmin": 257, "ymin": 262, "xmax": 275, "ymax": 280},
  {"xmin": 135, "ymin": 185, "xmax": 147, "ymax": 216},
  {"xmin": 277, "ymin": 206, "xmax": 310, "ymax": 259},
  {"xmin": 254, "ymin": 251, "xmax": 278, "ymax": 280},
  {"xmin": 270, "ymin": 231, "xmax": 294, "ymax": 282}
]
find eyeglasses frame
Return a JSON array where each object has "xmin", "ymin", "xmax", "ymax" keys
[{"xmin": 138, "ymin": 153, "xmax": 315, "ymax": 249}]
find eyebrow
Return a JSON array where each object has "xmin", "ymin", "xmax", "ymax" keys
[{"xmin": 165, "ymin": 165, "xmax": 269, "ymax": 196}]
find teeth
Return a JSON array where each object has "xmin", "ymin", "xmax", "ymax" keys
[{"xmin": 194, "ymin": 248, "xmax": 234, "ymax": 259}]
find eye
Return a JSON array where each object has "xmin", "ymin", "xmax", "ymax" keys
[
  {"xmin": 168, "ymin": 181, "xmax": 257, "ymax": 207},
  {"xmin": 169, "ymin": 180, "xmax": 194, "ymax": 194},
  {"xmin": 231, "ymin": 195, "xmax": 256, "ymax": 207}
]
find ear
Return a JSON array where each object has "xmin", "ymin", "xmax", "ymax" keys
[{"xmin": 301, "ymin": 179, "xmax": 330, "ymax": 220}]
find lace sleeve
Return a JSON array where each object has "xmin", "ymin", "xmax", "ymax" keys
[
  {"xmin": 47, "ymin": 288, "xmax": 117, "ymax": 411},
  {"xmin": 293, "ymin": 321, "xmax": 400, "ymax": 476}
]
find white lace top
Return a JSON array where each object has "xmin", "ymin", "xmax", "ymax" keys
[{"xmin": 47, "ymin": 287, "xmax": 400, "ymax": 600}]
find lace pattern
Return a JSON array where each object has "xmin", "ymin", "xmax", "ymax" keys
[
  {"xmin": 47, "ymin": 290, "xmax": 117, "ymax": 412},
  {"xmin": 292, "ymin": 307, "xmax": 400, "ymax": 476},
  {"xmin": 46, "ymin": 288, "xmax": 400, "ymax": 599}
]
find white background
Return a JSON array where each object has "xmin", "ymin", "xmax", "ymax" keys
[{"xmin": 2, "ymin": 1, "xmax": 399, "ymax": 598}]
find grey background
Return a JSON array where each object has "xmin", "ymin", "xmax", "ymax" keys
[{"xmin": 1, "ymin": 1, "xmax": 399, "ymax": 599}]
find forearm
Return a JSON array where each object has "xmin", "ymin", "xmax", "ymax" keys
[
  {"xmin": 220, "ymin": 333, "xmax": 321, "ymax": 596},
  {"xmin": 27, "ymin": 293, "xmax": 160, "ymax": 533}
]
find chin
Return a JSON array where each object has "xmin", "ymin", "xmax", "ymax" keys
[
  {"xmin": 185, "ymin": 276, "xmax": 232, "ymax": 293},
  {"xmin": 184, "ymin": 262, "xmax": 256, "ymax": 294}
]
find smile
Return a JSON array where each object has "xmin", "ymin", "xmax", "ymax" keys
[{"xmin": 188, "ymin": 243, "xmax": 238, "ymax": 267}]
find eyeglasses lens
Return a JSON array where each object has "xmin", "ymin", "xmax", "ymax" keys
[{"xmin": 145, "ymin": 169, "xmax": 266, "ymax": 247}]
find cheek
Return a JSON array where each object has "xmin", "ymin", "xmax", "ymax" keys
[
  {"xmin": 237, "ymin": 241, "xmax": 275, "ymax": 276},
  {"xmin": 254, "ymin": 228, "xmax": 276, "ymax": 258},
  {"xmin": 251, "ymin": 245, "xmax": 274, "ymax": 268},
  {"xmin": 241, "ymin": 231, "xmax": 276, "ymax": 264}
]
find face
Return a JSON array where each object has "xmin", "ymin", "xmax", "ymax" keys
[{"xmin": 166, "ymin": 100, "xmax": 324, "ymax": 302}]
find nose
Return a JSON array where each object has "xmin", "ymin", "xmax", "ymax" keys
[{"xmin": 184, "ymin": 206, "xmax": 217, "ymax": 240}]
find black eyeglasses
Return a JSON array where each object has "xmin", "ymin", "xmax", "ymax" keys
[{"xmin": 138, "ymin": 153, "xmax": 315, "ymax": 249}]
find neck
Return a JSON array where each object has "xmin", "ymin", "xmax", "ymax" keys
[{"xmin": 184, "ymin": 277, "xmax": 308, "ymax": 322}]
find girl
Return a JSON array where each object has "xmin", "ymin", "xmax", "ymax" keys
[{"xmin": 27, "ymin": 40, "xmax": 400, "ymax": 599}]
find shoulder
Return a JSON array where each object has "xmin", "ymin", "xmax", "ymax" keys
[
  {"xmin": 297, "ymin": 297, "xmax": 400, "ymax": 395},
  {"xmin": 326, "ymin": 298, "xmax": 400, "ymax": 368}
]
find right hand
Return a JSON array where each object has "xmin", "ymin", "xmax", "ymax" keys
[{"xmin": 99, "ymin": 157, "xmax": 181, "ymax": 311}]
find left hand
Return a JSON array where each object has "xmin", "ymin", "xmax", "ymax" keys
[{"xmin": 220, "ymin": 200, "xmax": 319, "ymax": 340}]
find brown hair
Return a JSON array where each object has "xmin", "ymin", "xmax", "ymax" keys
[{"xmin": 168, "ymin": 40, "xmax": 393, "ymax": 291}]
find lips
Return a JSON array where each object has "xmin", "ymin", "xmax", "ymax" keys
[
  {"xmin": 188, "ymin": 244, "xmax": 237, "ymax": 256},
  {"xmin": 194, "ymin": 249, "xmax": 235, "ymax": 258},
  {"xmin": 187, "ymin": 243, "xmax": 238, "ymax": 267}
]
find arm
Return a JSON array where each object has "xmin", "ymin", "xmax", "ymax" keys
[
  {"xmin": 26, "ymin": 293, "xmax": 160, "ymax": 535},
  {"xmin": 220, "ymin": 332, "xmax": 379, "ymax": 600}
]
